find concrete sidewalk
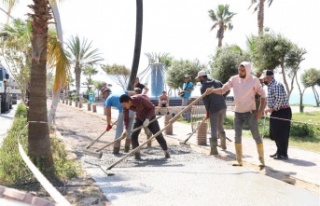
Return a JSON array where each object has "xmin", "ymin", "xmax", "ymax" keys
[
  {"xmin": 161, "ymin": 118, "xmax": 320, "ymax": 193},
  {"xmin": 72, "ymin": 101, "xmax": 320, "ymax": 194}
]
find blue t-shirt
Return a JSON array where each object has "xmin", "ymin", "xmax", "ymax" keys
[
  {"xmin": 104, "ymin": 93, "xmax": 124, "ymax": 112},
  {"xmin": 182, "ymin": 81, "xmax": 193, "ymax": 98}
]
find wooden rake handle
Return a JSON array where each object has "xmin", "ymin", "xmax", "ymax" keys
[
  {"xmin": 96, "ymin": 116, "xmax": 162, "ymax": 152},
  {"xmin": 182, "ymin": 117, "xmax": 207, "ymax": 144},
  {"xmin": 85, "ymin": 120, "xmax": 118, "ymax": 149},
  {"xmin": 106, "ymin": 92, "xmax": 208, "ymax": 171}
]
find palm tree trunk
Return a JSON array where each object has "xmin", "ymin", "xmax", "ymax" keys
[
  {"xmin": 258, "ymin": 0, "xmax": 265, "ymax": 35},
  {"xmin": 48, "ymin": 1, "xmax": 64, "ymax": 125},
  {"xmin": 48, "ymin": 90, "xmax": 59, "ymax": 124},
  {"xmin": 28, "ymin": 0, "xmax": 54, "ymax": 177},
  {"xmin": 280, "ymin": 59, "xmax": 290, "ymax": 98},
  {"xmin": 217, "ymin": 23, "xmax": 224, "ymax": 47},
  {"xmin": 127, "ymin": 0, "xmax": 143, "ymax": 90},
  {"xmin": 312, "ymin": 86, "xmax": 320, "ymax": 106},
  {"xmin": 75, "ymin": 66, "xmax": 81, "ymax": 101}
]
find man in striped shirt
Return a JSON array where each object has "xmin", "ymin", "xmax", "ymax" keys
[
  {"xmin": 119, "ymin": 94, "xmax": 170, "ymax": 160},
  {"xmin": 260, "ymin": 70, "xmax": 292, "ymax": 160}
]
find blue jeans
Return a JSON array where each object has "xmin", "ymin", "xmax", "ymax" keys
[
  {"xmin": 234, "ymin": 111, "xmax": 262, "ymax": 144},
  {"xmin": 181, "ymin": 97, "xmax": 190, "ymax": 121},
  {"xmin": 115, "ymin": 110, "xmax": 134, "ymax": 139}
]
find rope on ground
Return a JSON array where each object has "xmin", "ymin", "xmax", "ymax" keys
[
  {"xmin": 226, "ymin": 109, "xmax": 320, "ymax": 127},
  {"xmin": 17, "ymin": 123, "xmax": 71, "ymax": 206}
]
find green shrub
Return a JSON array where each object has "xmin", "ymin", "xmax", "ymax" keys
[
  {"xmin": 0, "ymin": 118, "xmax": 29, "ymax": 185},
  {"xmin": 15, "ymin": 104, "xmax": 28, "ymax": 118},
  {"xmin": 224, "ymin": 116, "xmax": 234, "ymax": 129},
  {"xmin": 290, "ymin": 123, "xmax": 315, "ymax": 138},
  {"xmin": 0, "ymin": 112, "xmax": 79, "ymax": 186}
]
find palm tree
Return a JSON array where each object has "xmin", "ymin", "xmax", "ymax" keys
[
  {"xmin": 0, "ymin": 18, "xmax": 31, "ymax": 105},
  {"xmin": 27, "ymin": 0, "xmax": 55, "ymax": 177},
  {"xmin": 208, "ymin": 4, "xmax": 236, "ymax": 47},
  {"xmin": 0, "ymin": 0, "xmax": 19, "ymax": 23},
  {"xmin": 127, "ymin": 0, "xmax": 143, "ymax": 90},
  {"xmin": 83, "ymin": 66, "xmax": 98, "ymax": 92},
  {"xmin": 248, "ymin": 0, "xmax": 274, "ymax": 35},
  {"xmin": 65, "ymin": 35, "xmax": 103, "ymax": 102},
  {"xmin": 47, "ymin": 28, "xmax": 70, "ymax": 124},
  {"xmin": 2, "ymin": 0, "xmax": 70, "ymax": 178},
  {"xmin": 47, "ymin": 1, "xmax": 70, "ymax": 125}
]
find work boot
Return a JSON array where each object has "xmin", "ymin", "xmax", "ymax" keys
[
  {"xmin": 219, "ymin": 132, "xmax": 227, "ymax": 150},
  {"xmin": 232, "ymin": 143, "xmax": 243, "ymax": 166},
  {"xmin": 257, "ymin": 143, "xmax": 265, "ymax": 167},
  {"xmin": 164, "ymin": 150, "xmax": 170, "ymax": 158},
  {"xmin": 124, "ymin": 139, "xmax": 131, "ymax": 153},
  {"xmin": 113, "ymin": 139, "xmax": 121, "ymax": 154},
  {"xmin": 113, "ymin": 147, "xmax": 120, "ymax": 154},
  {"xmin": 209, "ymin": 138, "xmax": 218, "ymax": 155},
  {"xmin": 134, "ymin": 152, "xmax": 141, "ymax": 160}
]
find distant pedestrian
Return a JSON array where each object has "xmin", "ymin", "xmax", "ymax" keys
[
  {"xmin": 134, "ymin": 77, "xmax": 149, "ymax": 95},
  {"xmin": 158, "ymin": 91, "xmax": 169, "ymax": 108},
  {"xmin": 196, "ymin": 71, "xmax": 227, "ymax": 155},
  {"xmin": 260, "ymin": 70, "xmax": 292, "ymax": 160},
  {"xmin": 100, "ymin": 82, "xmax": 108, "ymax": 99},
  {"xmin": 102, "ymin": 88, "xmax": 134, "ymax": 154},
  {"xmin": 179, "ymin": 74, "xmax": 193, "ymax": 122},
  {"xmin": 207, "ymin": 62, "xmax": 266, "ymax": 167},
  {"xmin": 119, "ymin": 94, "xmax": 170, "ymax": 160}
]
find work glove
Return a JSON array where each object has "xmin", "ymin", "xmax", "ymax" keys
[
  {"xmin": 143, "ymin": 119, "xmax": 150, "ymax": 127},
  {"xmin": 206, "ymin": 112, "xmax": 210, "ymax": 120},
  {"xmin": 106, "ymin": 124, "xmax": 112, "ymax": 131}
]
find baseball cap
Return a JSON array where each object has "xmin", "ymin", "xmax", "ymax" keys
[
  {"xmin": 259, "ymin": 70, "xmax": 274, "ymax": 79},
  {"xmin": 184, "ymin": 74, "xmax": 190, "ymax": 78},
  {"xmin": 196, "ymin": 71, "xmax": 207, "ymax": 79}
]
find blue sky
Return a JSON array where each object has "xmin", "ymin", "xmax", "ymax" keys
[{"xmin": 0, "ymin": 0, "xmax": 319, "ymax": 104}]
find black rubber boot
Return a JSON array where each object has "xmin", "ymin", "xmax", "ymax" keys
[
  {"xmin": 113, "ymin": 147, "xmax": 120, "ymax": 154},
  {"xmin": 135, "ymin": 152, "xmax": 141, "ymax": 160},
  {"xmin": 164, "ymin": 150, "xmax": 170, "ymax": 158}
]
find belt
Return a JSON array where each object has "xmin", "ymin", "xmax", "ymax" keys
[{"xmin": 280, "ymin": 106, "xmax": 290, "ymax": 109}]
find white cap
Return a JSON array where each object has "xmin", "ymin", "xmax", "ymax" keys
[
  {"xmin": 184, "ymin": 74, "xmax": 190, "ymax": 78},
  {"xmin": 196, "ymin": 71, "xmax": 207, "ymax": 79}
]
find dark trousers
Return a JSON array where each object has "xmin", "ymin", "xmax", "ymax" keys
[
  {"xmin": 270, "ymin": 107, "xmax": 292, "ymax": 156},
  {"xmin": 131, "ymin": 116, "xmax": 168, "ymax": 151}
]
